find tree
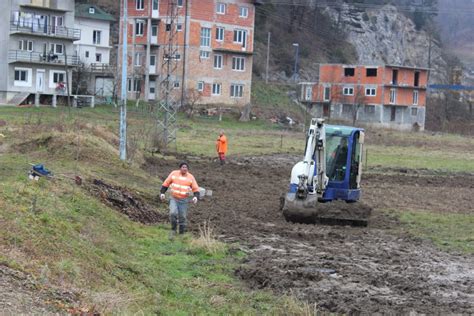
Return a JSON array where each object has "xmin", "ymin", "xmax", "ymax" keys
[{"xmin": 182, "ymin": 88, "xmax": 202, "ymax": 118}]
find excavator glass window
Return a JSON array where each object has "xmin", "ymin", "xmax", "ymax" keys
[{"xmin": 326, "ymin": 135, "xmax": 348, "ymax": 181}]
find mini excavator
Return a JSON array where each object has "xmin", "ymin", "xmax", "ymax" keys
[{"xmin": 281, "ymin": 118, "xmax": 371, "ymax": 226}]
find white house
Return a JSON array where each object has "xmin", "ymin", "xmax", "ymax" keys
[{"xmin": 74, "ymin": 3, "xmax": 115, "ymax": 98}]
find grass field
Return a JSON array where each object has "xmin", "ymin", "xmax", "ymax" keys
[{"xmin": 1, "ymin": 104, "xmax": 473, "ymax": 312}]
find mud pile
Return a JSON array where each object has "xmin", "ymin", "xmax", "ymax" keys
[{"xmin": 88, "ymin": 179, "xmax": 166, "ymax": 224}]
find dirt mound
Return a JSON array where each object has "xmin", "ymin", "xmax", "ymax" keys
[
  {"xmin": 87, "ymin": 179, "xmax": 166, "ymax": 224},
  {"xmin": 145, "ymin": 154, "xmax": 474, "ymax": 315}
]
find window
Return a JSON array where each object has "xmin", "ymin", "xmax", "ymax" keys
[
  {"xmin": 85, "ymin": 51, "xmax": 89, "ymax": 58},
  {"xmin": 197, "ymin": 81, "xmax": 204, "ymax": 91},
  {"xmin": 53, "ymin": 71, "xmax": 65, "ymax": 83},
  {"xmin": 343, "ymin": 86, "xmax": 354, "ymax": 96},
  {"xmin": 365, "ymin": 86, "xmax": 376, "ymax": 96},
  {"xmin": 134, "ymin": 53, "xmax": 142, "ymax": 66},
  {"xmin": 136, "ymin": 0, "xmax": 144, "ymax": 10},
  {"xmin": 230, "ymin": 84, "xmax": 244, "ymax": 98},
  {"xmin": 216, "ymin": 3, "xmax": 226, "ymax": 14},
  {"xmin": 14, "ymin": 69, "xmax": 28, "ymax": 82},
  {"xmin": 89, "ymin": 7, "xmax": 95, "ymax": 14},
  {"xmin": 216, "ymin": 27, "xmax": 224, "ymax": 41},
  {"xmin": 164, "ymin": 53, "xmax": 180, "ymax": 60},
  {"xmin": 392, "ymin": 69, "xmax": 398, "ymax": 85},
  {"xmin": 344, "ymin": 67, "xmax": 355, "ymax": 77},
  {"xmin": 305, "ymin": 86, "xmax": 312, "ymax": 101},
  {"xmin": 212, "ymin": 83, "xmax": 221, "ymax": 95},
  {"xmin": 93, "ymin": 30, "xmax": 101, "ymax": 45},
  {"xmin": 177, "ymin": 0, "xmax": 183, "ymax": 7},
  {"xmin": 214, "ymin": 54, "xmax": 223, "ymax": 69},
  {"xmin": 232, "ymin": 56, "xmax": 245, "ymax": 71},
  {"xmin": 324, "ymin": 86, "xmax": 331, "ymax": 101},
  {"xmin": 411, "ymin": 107, "xmax": 418, "ymax": 116},
  {"xmin": 135, "ymin": 20, "xmax": 145, "ymax": 36},
  {"xmin": 50, "ymin": 43, "xmax": 64, "ymax": 54},
  {"xmin": 414, "ymin": 71, "xmax": 420, "ymax": 87},
  {"xmin": 366, "ymin": 68, "xmax": 377, "ymax": 77},
  {"xmin": 151, "ymin": 24, "xmax": 158, "ymax": 36},
  {"xmin": 96, "ymin": 53, "xmax": 102, "ymax": 62},
  {"xmin": 233, "ymin": 29, "xmax": 246, "ymax": 44},
  {"xmin": 365, "ymin": 105, "xmax": 375, "ymax": 114},
  {"xmin": 200, "ymin": 27, "xmax": 211, "ymax": 47},
  {"xmin": 176, "ymin": 23, "xmax": 183, "ymax": 32},
  {"xmin": 128, "ymin": 79, "xmax": 141, "ymax": 92},
  {"xmin": 173, "ymin": 81, "xmax": 180, "ymax": 88},
  {"xmin": 199, "ymin": 50, "xmax": 210, "ymax": 59},
  {"xmin": 152, "ymin": 0, "xmax": 159, "ymax": 10},
  {"xmin": 413, "ymin": 90, "xmax": 419, "ymax": 105},
  {"xmin": 239, "ymin": 7, "xmax": 249, "ymax": 18},
  {"xmin": 390, "ymin": 88, "xmax": 397, "ymax": 104},
  {"xmin": 19, "ymin": 40, "xmax": 33, "ymax": 51}
]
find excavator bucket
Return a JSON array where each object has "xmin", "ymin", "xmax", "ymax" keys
[{"xmin": 281, "ymin": 194, "xmax": 372, "ymax": 227}]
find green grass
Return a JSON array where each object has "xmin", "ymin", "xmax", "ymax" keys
[
  {"xmin": 397, "ymin": 211, "xmax": 474, "ymax": 254},
  {"xmin": 366, "ymin": 145, "xmax": 474, "ymax": 172}
]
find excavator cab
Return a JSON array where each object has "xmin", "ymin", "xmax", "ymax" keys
[
  {"xmin": 281, "ymin": 120, "xmax": 370, "ymax": 226},
  {"xmin": 320, "ymin": 126, "xmax": 364, "ymax": 202}
]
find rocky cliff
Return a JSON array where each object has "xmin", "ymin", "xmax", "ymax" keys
[{"xmin": 321, "ymin": 4, "xmax": 447, "ymax": 83}]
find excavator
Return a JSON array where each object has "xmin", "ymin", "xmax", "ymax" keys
[{"xmin": 281, "ymin": 118, "xmax": 371, "ymax": 226}]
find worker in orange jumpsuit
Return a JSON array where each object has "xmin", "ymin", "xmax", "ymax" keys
[
  {"xmin": 216, "ymin": 130, "xmax": 228, "ymax": 165},
  {"xmin": 160, "ymin": 162, "xmax": 199, "ymax": 239}
]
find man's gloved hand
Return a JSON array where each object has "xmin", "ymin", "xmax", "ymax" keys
[
  {"xmin": 192, "ymin": 196, "xmax": 198, "ymax": 204},
  {"xmin": 160, "ymin": 193, "xmax": 166, "ymax": 201}
]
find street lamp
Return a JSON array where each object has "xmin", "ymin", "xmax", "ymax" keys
[{"xmin": 292, "ymin": 43, "xmax": 299, "ymax": 82}]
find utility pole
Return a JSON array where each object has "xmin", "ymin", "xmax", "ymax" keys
[
  {"xmin": 119, "ymin": 0, "xmax": 128, "ymax": 161},
  {"xmin": 292, "ymin": 43, "xmax": 299, "ymax": 82},
  {"xmin": 265, "ymin": 32, "xmax": 270, "ymax": 84},
  {"xmin": 157, "ymin": 0, "xmax": 180, "ymax": 150}
]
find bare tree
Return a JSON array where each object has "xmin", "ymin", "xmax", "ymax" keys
[{"xmin": 182, "ymin": 88, "xmax": 202, "ymax": 118}]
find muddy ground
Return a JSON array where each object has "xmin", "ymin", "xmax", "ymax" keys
[{"xmin": 147, "ymin": 154, "xmax": 474, "ymax": 315}]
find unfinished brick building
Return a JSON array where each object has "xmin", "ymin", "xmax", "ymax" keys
[
  {"xmin": 299, "ymin": 64, "xmax": 429, "ymax": 131},
  {"xmin": 119, "ymin": 0, "xmax": 259, "ymax": 107}
]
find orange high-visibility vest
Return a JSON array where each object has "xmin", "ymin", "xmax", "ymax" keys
[
  {"xmin": 163, "ymin": 170, "xmax": 199, "ymax": 199},
  {"xmin": 216, "ymin": 135, "xmax": 227, "ymax": 154}
]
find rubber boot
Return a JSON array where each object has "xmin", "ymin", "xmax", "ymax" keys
[{"xmin": 179, "ymin": 225, "xmax": 186, "ymax": 235}]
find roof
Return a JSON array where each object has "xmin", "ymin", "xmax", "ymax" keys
[
  {"xmin": 327, "ymin": 125, "xmax": 363, "ymax": 137},
  {"xmin": 75, "ymin": 4, "xmax": 115, "ymax": 22}
]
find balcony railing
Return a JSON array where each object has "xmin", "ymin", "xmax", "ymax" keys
[
  {"xmin": 8, "ymin": 50, "xmax": 81, "ymax": 66},
  {"xmin": 90, "ymin": 63, "xmax": 116, "ymax": 73},
  {"xmin": 10, "ymin": 21, "xmax": 81, "ymax": 40}
]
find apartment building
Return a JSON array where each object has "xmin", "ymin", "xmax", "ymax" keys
[
  {"xmin": 0, "ymin": 0, "xmax": 80, "ymax": 106},
  {"xmin": 119, "ymin": 0, "xmax": 259, "ymax": 106},
  {"xmin": 74, "ymin": 4, "xmax": 115, "ymax": 97},
  {"xmin": 299, "ymin": 64, "xmax": 429, "ymax": 130}
]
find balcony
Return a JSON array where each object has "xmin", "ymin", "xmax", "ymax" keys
[
  {"xmin": 8, "ymin": 50, "xmax": 81, "ymax": 66},
  {"xmin": 10, "ymin": 22, "xmax": 81, "ymax": 41},
  {"xmin": 90, "ymin": 63, "xmax": 116, "ymax": 74}
]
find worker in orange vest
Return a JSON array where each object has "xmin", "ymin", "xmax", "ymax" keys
[
  {"xmin": 160, "ymin": 162, "xmax": 200, "ymax": 239},
  {"xmin": 216, "ymin": 130, "xmax": 228, "ymax": 165}
]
